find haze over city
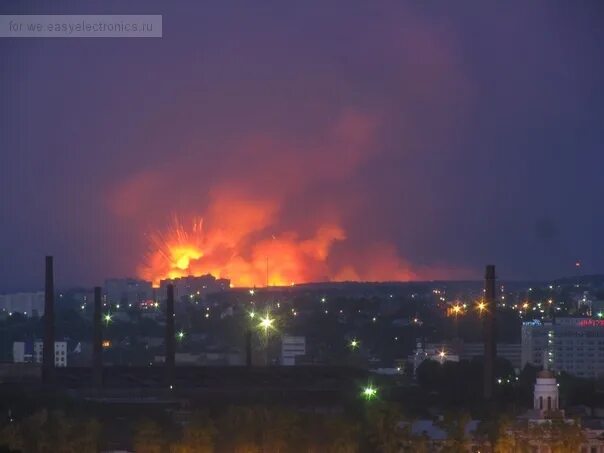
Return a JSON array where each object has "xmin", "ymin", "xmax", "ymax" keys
[{"xmin": 2, "ymin": 1, "xmax": 604, "ymax": 292}]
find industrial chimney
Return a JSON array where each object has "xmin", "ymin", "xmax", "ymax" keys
[
  {"xmin": 42, "ymin": 256, "xmax": 55, "ymax": 385},
  {"xmin": 92, "ymin": 286, "xmax": 103, "ymax": 388},
  {"xmin": 245, "ymin": 329, "xmax": 252, "ymax": 367},
  {"xmin": 165, "ymin": 284, "xmax": 175, "ymax": 385},
  {"xmin": 483, "ymin": 264, "xmax": 497, "ymax": 400}
]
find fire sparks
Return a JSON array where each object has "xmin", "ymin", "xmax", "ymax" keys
[
  {"xmin": 138, "ymin": 216, "xmax": 347, "ymax": 288},
  {"xmin": 135, "ymin": 189, "xmax": 467, "ymax": 285}
]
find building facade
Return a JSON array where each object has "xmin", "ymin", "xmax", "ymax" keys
[
  {"xmin": 0, "ymin": 292, "xmax": 45, "ymax": 317},
  {"xmin": 105, "ymin": 278, "xmax": 153, "ymax": 306},
  {"xmin": 13, "ymin": 341, "xmax": 68, "ymax": 367},
  {"xmin": 522, "ymin": 318, "xmax": 604, "ymax": 378},
  {"xmin": 460, "ymin": 342, "xmax": 521, "ymax": 370},
  {"xmin": 409, "ymin": 341, "xmax": 460, "ymax": 375}
]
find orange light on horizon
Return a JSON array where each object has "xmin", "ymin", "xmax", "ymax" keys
[
  {"xmin": 137, "ymin": 213, "xmax": 449, "ymax": 288},
  {"xmin": 138, "ymin": 217, "xmax": 346, "ymax": 288}
]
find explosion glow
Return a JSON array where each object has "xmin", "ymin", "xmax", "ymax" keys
[
  {"xmin": 130, "ymin": 113, "xmax": 469, "ymax": 287},
  {"xmin": 139, "ymin": 216, "xmax": 350, "ymax": 288},
  {"xmin": 138, "ymin": 213, "xmax": 435, "ymax": 288}
]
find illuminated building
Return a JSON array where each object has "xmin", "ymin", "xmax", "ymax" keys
[{"xmin": 522, "ymin": 318, "xmax": 604, "ymax": 378}]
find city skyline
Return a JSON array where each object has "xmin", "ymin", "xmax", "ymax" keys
[{"xmin": 1, "ymin": 1, "xmax": 603, "ymax": 292}]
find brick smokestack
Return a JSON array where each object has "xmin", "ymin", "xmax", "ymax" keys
[
  {"xmin": 245, "ymin": 329, "xmax": 252, "ymax": 367},
  {"xmin": 42, "ymin": 256, "xmax": 55, "ymax": 385},
  {"xmin": 165, "ymin": 284, "xmax": 175, "ymax": 385},
  {"xmin": 483, "ymin": 264, "xmax": 497, "ymax": 400},
  {"xmin": 92, "ymin": 286, "xmax": 103, "ymax": 388}
]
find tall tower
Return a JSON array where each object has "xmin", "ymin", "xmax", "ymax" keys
[
  {"xmin": 42, "ymin": 256, "xmax": 55, "ymax": 385},
  {"xmin": 245, "ymin": 329, "xmax": 252, "ymax": 367},
  {"xmin": 483, "ymin": 264, "xmax": 497, "ymax": 400},
  {"xmin": 92, "ymin": 286, "xmax": 103, "ymax": 388},
  {"xmin": 165, "ymin": 284, "xmax": 175, "ymax": 386}
]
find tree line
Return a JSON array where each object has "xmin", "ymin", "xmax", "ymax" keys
[{"xmin": 0, "ymin": 402, "xmax": 588, "ymax": 453}]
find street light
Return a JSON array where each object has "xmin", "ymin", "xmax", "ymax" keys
[
  {"xmin": 259, "ymin": 313, "xmax": 274, "ymax": 334},
  {"xmin": 438, "ymin": 349, "xmax": 447, "ymax": 364},
  {"xmin": 177, "ymin": 330, "xmax": 185, "ymax": 341},
  {"xmin": 103, "ymin": 313, "xmax": 112, "ymax": 326},
  {"xmin": 362, "ymin": 385, "xmax": 378, "ymax": 400},
  {"xmin": 476, "ymin": 301, "xmax": 487, "ymax": 314},
  {"xmin": 350, "ymin": 338, "xmax": 360, "ymax": 350}
]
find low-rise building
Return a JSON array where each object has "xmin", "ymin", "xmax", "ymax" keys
[
  {"xmin": 13, "ymin": 340, "xmax": 68, "ymax": 367},
  {"xmin": 409, "ymin": 341, "xmax": 460, "ymax": 375}
]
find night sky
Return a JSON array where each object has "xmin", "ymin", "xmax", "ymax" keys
[{"xmin": 1, "ymin": 1, "xmax": 603, "ymax": 291}]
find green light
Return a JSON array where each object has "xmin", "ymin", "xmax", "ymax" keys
[
  {"xmin": 177, "ymin": 330, "xmax": 185, "ymax": 341},
  {"xmin": 362, "ymin": 385, "xmax": 377, "ymax": 400},
  {"xmin": 103, "ymin": 313, "xmax": 112, "ymax": 325},
  {"xmin": 249, "ymin": 311, "xmax": 256, "ymax": 319},
  {"xmin": 598, "ymin": 312, "xmax": 603, "ymax": 319},
  {"xmin": 350, "ymin": 339, "xmax": 360, "ymax": 350}
]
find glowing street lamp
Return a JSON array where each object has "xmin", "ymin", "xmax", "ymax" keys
[
  {"xmin": 258, "ymin": 312, "xmax": 275, "ymax": 335},
  {"xmin": 103, "ymin": 313, "xmax": 112, "ymax": 326},
  {"xmin": 438, "ymin": 349, "xmax": 447, "ymax": 363},
  {"xmin": 249, "ymin": 289, "xmax": 255, "ymax": 296},
  {"xmin": 176, "ymin": 330, "xmax": 185, "ymax": 341},
  {"xmin": 476, "ymin": 301, "xmax": 487, "ymax": 314},
  {"xmin": 350, "ymin": 339, "xmax": 360, "ymax": 350},
  {"xmin": 249, "ymin": 310, "xmax": 256, "ymax": 319},
  {"xmin": 362, "ymin": 385, "xmax": 378, "ymax": 400}
]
